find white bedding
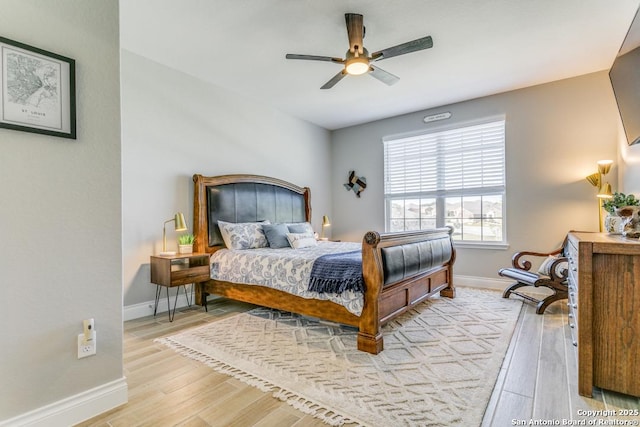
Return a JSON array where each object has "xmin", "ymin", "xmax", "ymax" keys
[{"xmin": 210, "ymin": 241, "xmax": 364, "ymax": 316}]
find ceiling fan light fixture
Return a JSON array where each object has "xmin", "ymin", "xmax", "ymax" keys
[
  {"xmin": 345, "ymin": 48, "xmax": 370, "ymax": 76},
  {"xmin": 345, "ymin": 58, "xmax": 370, "ymax": 75}
]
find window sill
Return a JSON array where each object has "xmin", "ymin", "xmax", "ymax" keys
[{"xmin": 453, "ymin": 241, "xmax": 510, "ymax": 250}]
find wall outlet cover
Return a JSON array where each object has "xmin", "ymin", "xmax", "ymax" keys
[{"xmin": 77, "ymin": 332, "xmax": 96, "ymax": 359}]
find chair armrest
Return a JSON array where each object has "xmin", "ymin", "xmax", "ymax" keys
[
  {"xmin": 548, "ymin": 257, "xmax": 568, "ymax": 282},
  {"xmin": 512, "ymin": 248, "xmax": 563, "ymax": 271}
]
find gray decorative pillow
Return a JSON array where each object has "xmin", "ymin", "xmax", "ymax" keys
[
  {"xmin": 262, "ymin": 223, "xmax": 291, "ymax": 248},
  {"xmin": 286, "ymin": 232, "xmax": 317, "ymax": 249},
  {"xmin": 218, "ymin": 220, "xmax": 270, "ymax": 250},
  {"xmin": 287, "ymin": 222, "xmax": 314, "ymax": 235}
]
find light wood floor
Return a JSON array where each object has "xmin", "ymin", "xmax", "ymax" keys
[
  {"xmin": 483, "ymin": 294, "xmax": 640, "ymax": 426},
  {"xmin": 77, "ymin": 291, "xmax": 639, "ymax": 427}
]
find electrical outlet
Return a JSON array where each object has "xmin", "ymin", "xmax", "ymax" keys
[{"xmin": 77, "ymin": 331, "xmax": 96, "ymax": 359}]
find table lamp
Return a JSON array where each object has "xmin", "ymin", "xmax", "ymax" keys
[
  {"xmin": 160, "ymin": 212, "xmax": 187, "ymax": 255},
  {"xmin": 320, "ymin": 215, "xmax": 331, "ymax": 240}
]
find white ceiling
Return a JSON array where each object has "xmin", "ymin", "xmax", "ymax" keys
[{"xmin": 120, "ymin": 0, "xmax": 640, "ymax": 130}]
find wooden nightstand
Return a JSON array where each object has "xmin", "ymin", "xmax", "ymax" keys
[{"xmin": 150, "ymin": 253, "xmax": 210, "ymax": 321}]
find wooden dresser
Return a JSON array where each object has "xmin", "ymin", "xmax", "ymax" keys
[{"xmin": 566, "ymin": 232, "xmax": 640, "ymax": 397}]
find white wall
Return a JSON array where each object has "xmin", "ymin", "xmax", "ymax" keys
[
  {"xmin": 121, "ymin": 50, "xmax": 332, "ymax": 311},
  {"xmin": 0, "ymin": 0, "xmax": 125, "ymax": 425},
  {"xmin": 331, "ymin": 71, "xmax": 620, "ymax": 281}
]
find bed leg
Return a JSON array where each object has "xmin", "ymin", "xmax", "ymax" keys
[
  {"xmin": 440, "ymin": 265, "xmax": 455, "ymax": 298},
  {"xmin": 194, "ymin": 283, "xmax": 208, "ymax": 307},
  {"xmin": 440, "ymin": 286, "xmax": 456, "ymax": 299},
  {"xmin": 357, "ymin": 332, "xmax": 383, "ymax": 354}
]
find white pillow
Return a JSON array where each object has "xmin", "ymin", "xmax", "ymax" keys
[
  {"xmin": 537, "ymin": 255, "xmax": 568, "ymax": 277},
  {"xmin": 286, "ymin": 232, "xmax": 317, "ymax": 249},
  {"xmin": 218, "ymin": 220, "xmax": 270, "ymax": 250}
]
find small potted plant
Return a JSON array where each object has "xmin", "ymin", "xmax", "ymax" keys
[
  {"xmin": 602, "ymin": 192, "xmax": 640, "ymax": 214},
  {"xmin": 178, "ymin": 233, "xmax": 195, "ymax": 254},
  {"xmin": 602, "ymin": 192, "xmax": 640, "ymax": 233}
]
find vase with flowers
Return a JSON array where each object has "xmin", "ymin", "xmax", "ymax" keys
[{"xmin": 602, "ymin": 192, "xmax": 640, "ymax": 234}]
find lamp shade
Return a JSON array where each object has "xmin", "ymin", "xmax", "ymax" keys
[
  {"xmin": 597, "ymin": 183, "xmax": 613, "ymax": 199},
  {"xmin": 585, "ymin": 172, "xmax": 600, "ymax": 188},
  {"xmin": 320, "ymin": 215, "xmax": 331, "ymax": 240},
  {"xmin": 597, "ymin": 160, "xmax": 613, "ymax": 175},
  {"xmin": 174, "ymin": 212, "xmax": 187, "ymax": 231}
]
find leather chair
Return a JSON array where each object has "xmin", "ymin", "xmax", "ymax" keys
[{"xmin": 499, "ymin": 238, "xmax": 569, "ymax": 314}]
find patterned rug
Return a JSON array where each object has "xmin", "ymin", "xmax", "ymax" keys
[{"xmin": 156, "ymin": 287, "xmax": 522, "ymax": 426}]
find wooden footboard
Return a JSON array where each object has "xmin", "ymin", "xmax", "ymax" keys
[{"xmin": 357, "ymin": 227, "xmax": 455, "ymax": 353}]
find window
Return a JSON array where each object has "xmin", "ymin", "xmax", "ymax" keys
[{"xmin": 383, "ymin": 119, "xmax": 506, "ymax": 244}]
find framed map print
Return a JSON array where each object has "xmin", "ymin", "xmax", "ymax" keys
[{"xmin": 0, "ymin": 37, "xmax": 76, "ymax": 139}]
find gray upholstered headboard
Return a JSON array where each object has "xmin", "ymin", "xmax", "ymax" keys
[{"xmin": 193, "ymin": 174, "xmax": 311, "ymax": 252}]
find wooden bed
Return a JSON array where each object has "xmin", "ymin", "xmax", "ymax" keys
[{"xmin": 192, "ymin": 174, "xmax": 456, "ymax": 354}]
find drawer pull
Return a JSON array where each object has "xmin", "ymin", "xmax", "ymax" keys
[{"xmin": 572, "ymin": 340, "xmax": 578, "ymax": 347}]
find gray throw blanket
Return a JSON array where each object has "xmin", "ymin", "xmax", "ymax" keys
[{"xmin": 308, "ymin": 250, "xmax": 365, "ymax": 294}]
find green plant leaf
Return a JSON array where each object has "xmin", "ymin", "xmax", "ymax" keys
[
  {"xmin": 602, "ymin": 192, "xmax": 640, "ymax": 214},
  {"xmin": 178, "ymin": 233, "xmax": 195, "ymax": 244}
]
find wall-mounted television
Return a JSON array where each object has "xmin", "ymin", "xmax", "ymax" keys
[
  {"xmin": 610, "ymin": 47, "xmax": 640, "ymax": 146},
  {"xmin": 609, "ymin": 7, "xmax": 640, "ymax": 146}
]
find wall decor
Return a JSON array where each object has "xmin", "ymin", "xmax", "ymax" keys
[
  {"xmin": 344, "ymin": 170, "xmax": 367, "ymax": 197},
  {"xmin": 0, "ymin": 36, "xmax": 76, "ymax": 139}
]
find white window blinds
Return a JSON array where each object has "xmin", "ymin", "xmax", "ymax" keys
[{"xmin": 384, "ymin": 120, "xmax": 505, "ymax": 198}]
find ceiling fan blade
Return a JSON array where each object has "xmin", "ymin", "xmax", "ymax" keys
[
  {"xmin": 345, "ymin": 13, "xmax": 365, "ymax": 54},
  {"xmin": 286, "ymin": 54, "xmax": 344, "ymax": 64},
  {"xmin": 371, "ymin": 36, "xmax": 433, "ymax": 61},
  {"xmin": 320, "ymin": 70, "xmax": 347, "ymax": 89},
  {"xmin": 369, "ymin": 65, "xmax": 400, "ymax": 86}
]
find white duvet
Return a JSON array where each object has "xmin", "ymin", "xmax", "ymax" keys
[{"xmin": 210, "ymin": 241, "xmax": 364, "ymax": 316}]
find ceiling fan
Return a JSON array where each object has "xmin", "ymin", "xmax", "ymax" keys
[{"xmin": 286, "ymin": 13, "xmax": 433, "ymax": 89}]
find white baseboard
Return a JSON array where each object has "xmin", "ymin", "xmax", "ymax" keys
[
  {"xmin": 124, "ymin": 284, "xmax": 197, "ymax": 321},
  {"xmin": 456, "ymin": 274, "xmax": 550, "ymax": 297},
  {"xmin": 455, "ymin": 274, "xmax": 511, "ymax": 291},
  {"xmin": 0, "ymin": 377, "xmax": 127, "ymax": 427}
]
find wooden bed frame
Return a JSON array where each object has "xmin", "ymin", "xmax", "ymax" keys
[{"xmin": 192, "ymin": 174, "xmax": 456, "ymax": 354}]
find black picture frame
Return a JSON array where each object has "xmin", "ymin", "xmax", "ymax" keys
[{"xmin": 0, "ymin": 36, "xmax": 76, "ymax": 139}]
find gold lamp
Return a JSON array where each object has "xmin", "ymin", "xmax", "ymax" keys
[
  {"xmin": 586, "ymin": 160, "xmax": 614, "ymax": 231},
  {"xmin": 161, "ymin": 212, "xmax": 187, "ymax": 255},
  {"xmin": 320, "ymin": 215, "xmax": 331, "ymax": 240}
]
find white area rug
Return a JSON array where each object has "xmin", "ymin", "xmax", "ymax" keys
[{"xmin": 156, "ymin": 288, "xmax": 522, "ymax": 426}]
